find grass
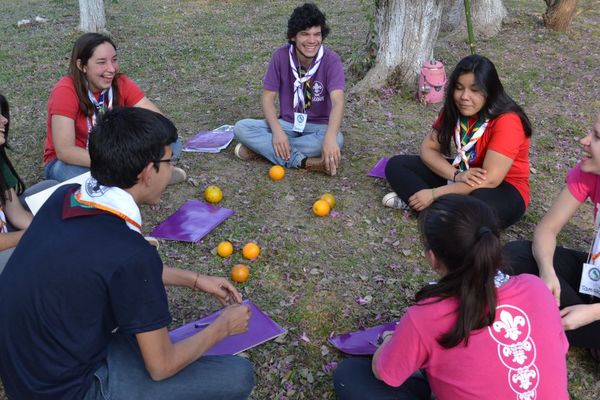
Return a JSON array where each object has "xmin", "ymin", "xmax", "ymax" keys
[{"xmin": 1, "ymin": 0, "xmax": 600, "ymax": 398}]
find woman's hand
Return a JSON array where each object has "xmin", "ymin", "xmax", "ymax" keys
[
  {"xmin": 408, "ymin": 189, "xmax": 436, "ymax": 211},
  {"xmin": 560, "ymin": 304, "xmax": 598, "ymax": 331},
  {"xmin": 455, "ymin": 168, "xmax": 487, "ymax": 187},
  {"xmin": 193, "ymin": 275, "xmax": 242, "ymax": 305},
  {"xmin": 539, "ymin": 268, "xmax": 561, "ymax": 306}
]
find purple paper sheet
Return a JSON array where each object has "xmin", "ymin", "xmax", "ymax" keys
[
  {"xmin": 150, "ymin": 200, "xmax": 233, "ymax": 242},
  {"xmin": 329, "ymin": 322, "xmax": 397, "ymax": 355},
  {"xmin": 368, "ymin": 157, "xmax": 389, "ymax": 179},
  {"xmin": 169, "ymin": 300, "xmax": 286, "ymax": 355},
  {"xmin": 184, "ymin": 129, "xmax": 234, "ymax": 151}
]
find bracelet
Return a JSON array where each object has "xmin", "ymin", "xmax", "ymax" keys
[
  {"xmin": 192, "ymin": 272, "xmax": 201, "ymax": 291},
  {"xmin": 453, "ymin": 169, "xmax": 461, "ymax": 182},
  {"xmin": 432, "ymin": 188, "xmax": 437, "ymax": 200}
]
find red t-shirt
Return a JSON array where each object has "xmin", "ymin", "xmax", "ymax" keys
[
  {"xmin": 433, "ymin": 113, "xmax": 530, "ymax": 206},
  {"xmin": 43, "ymin": 75, "xmax": 145, "ymax": 164}
]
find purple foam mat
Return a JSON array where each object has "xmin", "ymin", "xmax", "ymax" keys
[
  {"xmin": 184, "ymin": 129, "xmax": 234, "ymax": 152},
  {"xmin": 368, "ymin": 158, "xmax": 389, "ymax": 179},
  {"xmin": 150, "ymin": 200, "xmax": 233, "ymax": 243},
  {"xmin": 329, "ymin": 322, "xmax": 398, "ymax": 355},
  {"xmin": 169, "ymin": 300, "xmax": 286, "ymax": 355}
]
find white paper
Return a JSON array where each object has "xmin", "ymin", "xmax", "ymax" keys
[{"xmin": 25, "ymin": 172, "xmax": 90, "ymax": 215}]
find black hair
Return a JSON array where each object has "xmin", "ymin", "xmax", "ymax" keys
[
  {"xmin": 416, "ymin": 194, "xmax": 503, "ymax": 348},
  {"xmin": 0, "ymin": 94, "xmax": 26, "ymax": 204},
  {"xmin": 437, "ymin": 54, "xmax": 532, "ymax": 157},
  {"xmin": 89, "ymin": 107, "xmax": 177, "ymax": 188},
  {"xmin": 69, "ymin": 33, "xmax": 121, "ymax": 118},
  {"xmin": 287, "ymin": 3, "xmax": 330, "ymax": 43}
]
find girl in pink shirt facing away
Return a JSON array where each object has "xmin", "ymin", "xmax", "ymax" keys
[{"xmin": 334, "ymin": 194, "xmax": 568, "ymax": 400}]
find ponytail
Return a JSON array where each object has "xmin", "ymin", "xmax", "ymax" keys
[{"xmin": 416, "ymin": 194, "xmax": 503, "ymax": 348}]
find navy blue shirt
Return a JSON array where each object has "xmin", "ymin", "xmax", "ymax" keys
[{"xmin": 0, "ymin": 185, "xmax": 171, "ymax": 399}]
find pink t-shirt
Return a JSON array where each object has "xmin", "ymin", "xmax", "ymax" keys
[
  {"xmin": 374, "ymin": 274, "xmax": 568, "ymax": 400},
  {"xmin": 567, "ymin": 162, "xmax": 600, "ymax": 216}
]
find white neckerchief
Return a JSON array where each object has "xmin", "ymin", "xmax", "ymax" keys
[
  {"xmin": 289, "ymin": 44, "xmax": 324, "ymax": 112},
  {"xmin": 0, "ymin": 208, "xmax": 7, "ymax": 234},
  {"xmin": 451, "ymin": 117, "xmax": 489, "ymax": 170},
  {"xmin": 587, "ymin": 207, "xmax": 600, "ymax": 265},
  {"xmin": 75, "ymin": 176, "xmax": 142, "ymax": 233},
  {"xmin": 86, "ymin": 86, "xmax": 113, "ymax": 135}
]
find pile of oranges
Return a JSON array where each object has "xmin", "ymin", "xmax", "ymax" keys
[
  {"xmin": 215, "ymin": 240, "xmax": 261, "ymax": 283},
  {"xmin": 312, "ymin": 192, "xmax": 336, "ymax": 217}
]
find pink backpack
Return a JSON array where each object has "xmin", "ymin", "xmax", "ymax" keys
[{"xmin": 417, "ymin": 60, "xmax": 447, "ymax": 104}]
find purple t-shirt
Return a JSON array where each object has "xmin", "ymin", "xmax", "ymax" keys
[
  {"xmin": 567, "ymin": 161, "xmax": 600, "ymax": 216},
  {"xmin": 263, "ymin": 45, "xmax": 345, "ymax": 125}
]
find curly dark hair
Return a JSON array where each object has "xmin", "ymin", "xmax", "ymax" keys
[
  {"xmin": 0, "ymin": 94, "xmax": 26, "ymax": 204},
  {"xmin": 287, "ymin": 3, "xmax": 330, "ymax": 43}
]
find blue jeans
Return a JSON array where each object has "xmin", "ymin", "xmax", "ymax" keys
[
  {"xmin": 233, "ymin": 118, "xmax": 343, "ymax": 168},
  {"xmin": 83, "ymin": 334, "xmax": 255, "ymax": 400},
  {"xmin": 333, "ymin": 357, "xmax": 432, "ymax": 400},
  {"xmin": 45, "ymin": 138, "xmax": 184, "ymax": 182}
]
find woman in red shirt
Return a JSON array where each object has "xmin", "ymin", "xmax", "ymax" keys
[
  {"xmin": 43, "ymin": 33, "xmax": 186, "ymax": 184},
  {"xmin": 384, "ymin": 54, "xmax": 531, "ymax": 228}
]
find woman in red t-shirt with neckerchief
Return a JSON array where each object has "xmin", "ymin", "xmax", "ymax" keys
[{"xmin": 383, "ymin": 54, "xmax": 532, "ymax": 229}]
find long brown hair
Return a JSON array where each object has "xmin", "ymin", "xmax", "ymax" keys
[
  {"xmin": 69, "ymin": 33, "xmax": 121, "ymax": 118},
  {"xmin": 416, "ymin": 194, "xmax": 503, "ymax": 348},
  {"xmin": 0, "ymin": 95, "xmax": 26, "ymax": 203}
]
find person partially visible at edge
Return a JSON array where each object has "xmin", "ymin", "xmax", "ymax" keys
[
  {"xmin": 334, "ymin": 195, "xmax": 568, "ymax": 400},
  {"xmin": 0, "ymin": 94, "xmax": 58, "ymax": 275},
  {"xmin": 43, "ymin": 32, "xmax": 186, "ymax": 184},
  {"xmin": 233, "ymin": 2, "xmax": 345, "ymax": 176},
  {"xmin": 0, "ymin": 107, "xmax": 254, "ymax": 399},
  {"xmin": 383, "ymin": 54, "xmax": 531, "ymax": 229},
  {"xmin": 504, "ymin": 113, "xmax": 600, "ymax": 365}
]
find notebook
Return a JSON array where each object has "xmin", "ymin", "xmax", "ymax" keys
[{"xmin": 169, "ymin": 300, "xmax": 286, "ymax": 355}]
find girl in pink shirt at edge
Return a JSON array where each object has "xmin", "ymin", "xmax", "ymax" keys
[
  {"xmin": 334, "ymin": 194, "xmax": 568, "ymax": 400},
  {"xmin": 505, "ymin": 113, "xmax": 600, "ymax": 364}
]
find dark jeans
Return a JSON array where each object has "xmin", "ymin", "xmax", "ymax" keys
[
  {"xmin": 333, "ymin": 357, "xmax": 431, "ymax": 400},
  {"xmin": 83, "ymin": 334, "xmax": 255, "ymax": 400},
  {"xmin": 503, "ymin": 240, "xmax": 600, "ymax": 348},
  {"xmin": 385, "ymin": 155, "xmax": 525, "ymax": 229}
]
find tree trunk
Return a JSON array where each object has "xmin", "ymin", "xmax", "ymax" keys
[
  {"xmin": 442, "ymin": 0, "xmax": 506, "ymax": 38},
  {"xmin": 543, "ymin": 0, "xmax": 578, "ymax": 32},
  {"xmin": 352, "ymin": 0, "xmax": 444, "ymax": 93},
  {"xmin": 79, "ymin": 0, "xmax": 106, "ymax": 33}
]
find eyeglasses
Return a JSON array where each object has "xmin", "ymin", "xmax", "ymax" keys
[{"xmin": 153, "ymin": 158, "xmax": 178, "ymax": 167}]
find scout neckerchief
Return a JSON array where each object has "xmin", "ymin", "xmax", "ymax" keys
[
  {"xmin": 0, "ymin": 208, "xmax": 7, "ymax": 233},
  {"xmin": 289, "ymin": 44, "xmax": 324, "ymax": 113},
  {"xmin": 579, "ymin": 206, "xmax": 600, "ymax": 298},
  {"xmin": 85, "ymin": 86, "xmax": 113, "ymax": 138},
  {"xmin": 74, "ymin": 176, "xmax": 142, "ymax": 233},
  {"xmin": 451, "ymin": 115, "xmax": 489, "ymax": 171}
]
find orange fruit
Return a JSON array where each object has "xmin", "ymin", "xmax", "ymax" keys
[
  {"xmin": 312, "ymin": 199, "xmax": 330, "ymax": 217},
  {"xmin": 320, "ymin": 193, "xmax": 336, "ymax": 209},
  {"xmin": 216, "ymin": 241, "xmax": 233, "ymax": 258},
  {"xmin": 204, "ymin": 185, "xmax": 223, "ymax": 204},
  {"xmin": 242, "ymin": 242, "xmax": 260, "ymax": 260},
  {"xmin": 231, "ymin": 264, "xmax": 250, "ymax": 283},
  {"xmin": 269, "ymin": 165, "xmax": 286, "ymax": 181}
]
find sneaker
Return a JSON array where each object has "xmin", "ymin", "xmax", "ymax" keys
[
  {"xmin": 382, "ymin": 192, "xmax": 411, "ymax": 211},
  {"xmin": 304, "ymin": 157, "xmax": 336, "ymax": 176},
  {"xmin": 234, "ymin": 143, "xmax": 261, "ymax": 161},
  {"xmin": 168, "ymin": 167, "xmax": 187, "ymax": 185}
]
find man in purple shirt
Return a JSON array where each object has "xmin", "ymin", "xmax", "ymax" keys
[{"xmin": 233, "ymin": 3, "xmax": 345, "ymax": 176}]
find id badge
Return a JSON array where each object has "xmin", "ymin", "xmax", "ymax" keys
[
  {"xmin": 579, "ymin": 263, "xmax": 600, "ymax": 298},
  {"xmin": 293, "ymin": 112, "xmax": 307, "ymax": 133}
]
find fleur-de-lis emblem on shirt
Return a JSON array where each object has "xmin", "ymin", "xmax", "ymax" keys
[{"xmin": 493, "ymin": 310, "xmax": 525, "ymax": 341}]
